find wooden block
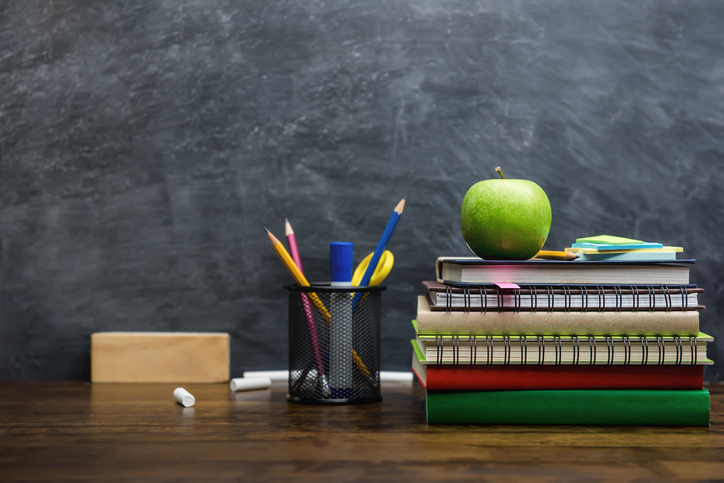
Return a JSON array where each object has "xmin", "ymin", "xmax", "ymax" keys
[{"xmin": 91, "ymin": 332, "xmax": 229, "ymax": 383}]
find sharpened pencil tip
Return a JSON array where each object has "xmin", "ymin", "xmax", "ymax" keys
[
  {"xmin": 394, "ymin": 198, "xmax": 406, "ymax": 214},
  {"xmin": 284, "ymin": 218, "xmax": 294, "ymax": 236},
  {"xmin": 264, "ymin": 227, "xmax": 270, "ymax": 233}
]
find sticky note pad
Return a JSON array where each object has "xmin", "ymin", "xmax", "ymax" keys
[
  {"xmin": 572, "ymin": 242, "xmax": 664, "ymax": 250},
  {"xmin": 575, "ymin": 235, "xmax": 645, "ymax": 245},
  {"xmin": 91, "ymin": 332, "xmax": 229, "ymax": 383}
]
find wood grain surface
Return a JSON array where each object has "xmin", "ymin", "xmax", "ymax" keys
[{"xmin": 0, "ymin": 381, "xmax": 722, "ymax": 481}]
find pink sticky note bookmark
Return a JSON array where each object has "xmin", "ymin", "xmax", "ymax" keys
[{"xmin": 493, "ymin": 282, "xmax": 520, "ymax": 290}]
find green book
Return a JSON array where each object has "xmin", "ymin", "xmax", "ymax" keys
[{"xmin": 425, "ymin": 389, "xmax": 710, "ymax": 426}]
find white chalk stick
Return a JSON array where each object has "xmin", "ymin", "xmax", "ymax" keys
[
  {"xmin": 229, "ymin": 377, "xmax": 272, "ymax": 392},
  {"xmin": 242, "ymin": 370, "xmax": 289, "ymax": 382},
  {"xmin": 240, "ymin": 370, "xmax": 413, "ymax": 383},
  {"xmin": 380, "ymin": 371, "xmax": 413, "ymax": 382},
  {"xmin": 173, "ymin": 387, "xmax": 195, "ymax": 407}
]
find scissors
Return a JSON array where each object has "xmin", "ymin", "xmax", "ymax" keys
[{"xmin": 351, "ymin": 250, "xmax": 394, "ymax": 287}]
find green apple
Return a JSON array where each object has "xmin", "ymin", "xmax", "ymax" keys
[{"xmin": 460, "ymin": 167, "xmax": 552, "ymax": 260}]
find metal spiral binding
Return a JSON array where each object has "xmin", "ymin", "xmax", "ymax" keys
[
  {"xmin": 690, "ymin": 336, "xmax": 697, "ymax": 365},
  {"xmin": 571, "ymin": 336, "xmax": 580, "ymax": 365},
  {"xmin": 613, "ymin": 286, "xmax": 623, "ymax": 312},
  {"xmin": 581, "ymin": 286, "xmax": 588, "ymax": 312},
  {"xmin": 537, "ymin": 336, "xmax": 545, "ymax": 364},
  {"xmin": 647, "ymin": 286, "xmax": 656, "ymax": 311},
  {"xmin": 674, "ymin": 336, "xmax": 682, "ymax": 365},
  {"xmin": 662, "ymin": 285, "xmax": 672, "ymax": 312},
  {"xmin": 641, "ymin": 336, "xmax": 649, "ymax": 365},
  {"xmin": 681, "ymin": 285, "xmax": 689, "ymax": 312},
  {"xmin": 562, "ymin": 286, "xmax": 571, "ymax": 312},
  {"xmin": 496, "ymin": 287, "xmax": 504, "ymax": 313},
  {"xmin": 631, "ymin": 286, "xmax": 640, "ymax": 312},
  {"xmin": 530, "ymin": 286, "xmax": 538, "ymax": 313},
  {"xmin": 452, "ymin": 335, "xmax": 460, "ymax": 365},
  {"xmin": 485, "ymin": 336, "xmax": 493, "ymax": 365},
  {"xmin": 554, "ymin": 336, "xmax": 562, "ymax": 365},
  {"xmin": 657, "ymin": 337, "xmax": 665, "ymax": 365},
  {"xmin": 503, "ymin": 336, "xmax": 511, "ymax": 364},
  {"xmin": 520, "ymin": 335, "xmax": 528, "ymax": 365},
  {"xmin": 546, "ymin": 286, "xmax": 554, "ymax": 312},
  {"xmin": 435, "ymin": 335, "xmax": 444, "ymax": 365},
  {"xmin": 589, "ymin": 336, "xmax": 597, "ymax": 365},
  {"xmin": 606, "ymin": 337, "xmax": 614, "ymax": 365},
  {"xmin": 515, "ymin": 288, "xmax": 522, "ymax": 312},
  {"xmin": 622, "ymin": 336, "xmax": 631, "ymax": 365},
  {"xmin": 445, "ymin": 286, "xmax": 453, "ymax": 313},
  {"xmin": 597, "ymin": 286, "xmax": 605, "ymax": 312}
]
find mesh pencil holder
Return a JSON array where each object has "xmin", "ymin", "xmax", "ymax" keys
[{"xmin": 285, "ymin": 283, "xmax": 385, "ymax": 405}]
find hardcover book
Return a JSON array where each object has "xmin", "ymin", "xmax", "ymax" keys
[
  {"xmin": 424, "ymin": 389, "xmax": 711, "ymax": 425},
  {"xmin": 436, "ymin": 257, "xmax": 694, "ymax": 285}
]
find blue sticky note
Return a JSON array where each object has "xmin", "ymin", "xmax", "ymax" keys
[{"xmin": 572, "ymin": 242, "xmax": 664, "ymax": 250}]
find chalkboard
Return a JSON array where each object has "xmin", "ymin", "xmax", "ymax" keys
[{"xmin": 1, "ymin": 0, "xmax": 722, "ymax": 381}]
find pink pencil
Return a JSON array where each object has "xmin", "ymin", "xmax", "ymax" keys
[
  {"xmin": 285, "ymin": 219, "xmax": 328, "ymax": 392},
  {"xmin": 285, "ymin": 218, "xmax": 304, "ymax": 271}
]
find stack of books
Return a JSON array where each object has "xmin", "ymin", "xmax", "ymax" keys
[{"xmin": 411, "ymin": 251, "xmax": 712, "ymax": 425}]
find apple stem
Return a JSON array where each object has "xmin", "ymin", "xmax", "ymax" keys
[{"xmin": 495, "ymin": 167, "xmax": 505, "ymax": 179}]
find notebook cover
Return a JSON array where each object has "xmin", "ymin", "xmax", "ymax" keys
[
  {"xmin": 411, "ymin": 342, "xmax": 704, "ymax": 390},
  {"xmin": 425, "ymin": 389, "xmax": 711, "ymax": 425},
  {"xmin": 436, "ymin": 257, "xmax": 696, "ymax": 285},
  {"xmin": 414, "ymin": 295, "xmax": 701, "ymax": 336}
]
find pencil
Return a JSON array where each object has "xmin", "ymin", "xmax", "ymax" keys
[
  {"xmin": 266, "ymin": 228, "xmax": 372, "ymax": 379},
  {"xmin": 358, "ymin": 198, "xmax": 405, "ymax": 287},
  {"xmin": 535, "ymin": 250, "xmax": 577, "ymax": 261},
  {"xmin": 266, "ymin": 229, "xmax": 330, "ymax": 320},
  {"xmin": 285, "ymin": 218, "xmax": 303, "ymax": 273},
  {"xmin": 282, "ymin": 220, "xmax": 326, "ymax": 384}
]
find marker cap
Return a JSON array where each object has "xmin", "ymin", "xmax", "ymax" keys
[{"xmin": 330, "ymin": 242, "xmax": 353, "ymax": 286}]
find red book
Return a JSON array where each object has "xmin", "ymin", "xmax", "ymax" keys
[{"xmin": 412, "ymin": 352, "xmax": 704, "ymax": 391}]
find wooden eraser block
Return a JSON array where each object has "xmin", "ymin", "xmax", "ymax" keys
[{"xmin": 91, "ymin": 332, "xmax": 229, "ymax": 383}]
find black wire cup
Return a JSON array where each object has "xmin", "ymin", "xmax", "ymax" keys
[{"xmin": 285, "ymin": 283, "xmax": 385, "ymax": 405}]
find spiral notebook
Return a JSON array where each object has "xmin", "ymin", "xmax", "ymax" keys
[
  {"xmin": 414, "ymin": 295, "xmax": 701, "ymax": 336},
  {"xmin": 413, "ymin": 332, "xmax": 714, "ymax": 366},
  {"xmin": 422, "ymin": 281, "xmax": 704, "ymax": 312},
  {"xmin": 411, "ymin": 344, "xmax": 706, "ymax": 390}
]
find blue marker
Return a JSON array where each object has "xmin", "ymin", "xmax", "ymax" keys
[{"xmin": 330, "ymin": 242, "xmax": 353, "ymax": 398}]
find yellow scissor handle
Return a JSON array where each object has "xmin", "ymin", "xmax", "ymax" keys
[{"xmin": 352, "ymin": 250, "xmax": 394, "ymax": 287}]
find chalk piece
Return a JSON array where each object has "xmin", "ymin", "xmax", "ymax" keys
[
  {"xmin": 91, "ymin": 332, "xmax": 229, "ymax": 383},
  {"xmin": 242, "ymin": 370, "xmax": 289, "ymax": 382},
  {"xmin": 380, "ymin": 371, "xmax": 414, "ymax": 382},
  {"xmin": 240, "ymin": 370, "xmax": 413, "ymax": 383},
  {"xmin": 173, "ymin": 387, "xmax": 195, "ymax": 407},
  {"xmin": 229, "ymin": 377, "xmax": 272, "ymax": 392}
]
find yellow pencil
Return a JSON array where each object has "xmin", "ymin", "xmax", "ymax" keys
[
  {"xmin": 266, "ymin": 229, "xmax": 371, "ymax": 378},
  {"xmin": 266, "ymin": 229, "xmax": 330, "ymax": 321},
  {"xmin": 534, "ymin": 250, "xmax": 577, "ymax": 261}
]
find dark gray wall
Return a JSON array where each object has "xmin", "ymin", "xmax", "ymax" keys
[{"xmin": 1, "ymin": 0, "xmax": 722, "ymax": 380}]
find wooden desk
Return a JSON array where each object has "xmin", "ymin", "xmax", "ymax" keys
[{"xmin": 1, "ymin": 381, "xmax": 722, "ymax": 481}]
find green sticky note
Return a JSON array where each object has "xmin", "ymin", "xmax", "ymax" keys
[{"xmin": 575, "ymin": 235, "xmax": 644, "ymax": 245}]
